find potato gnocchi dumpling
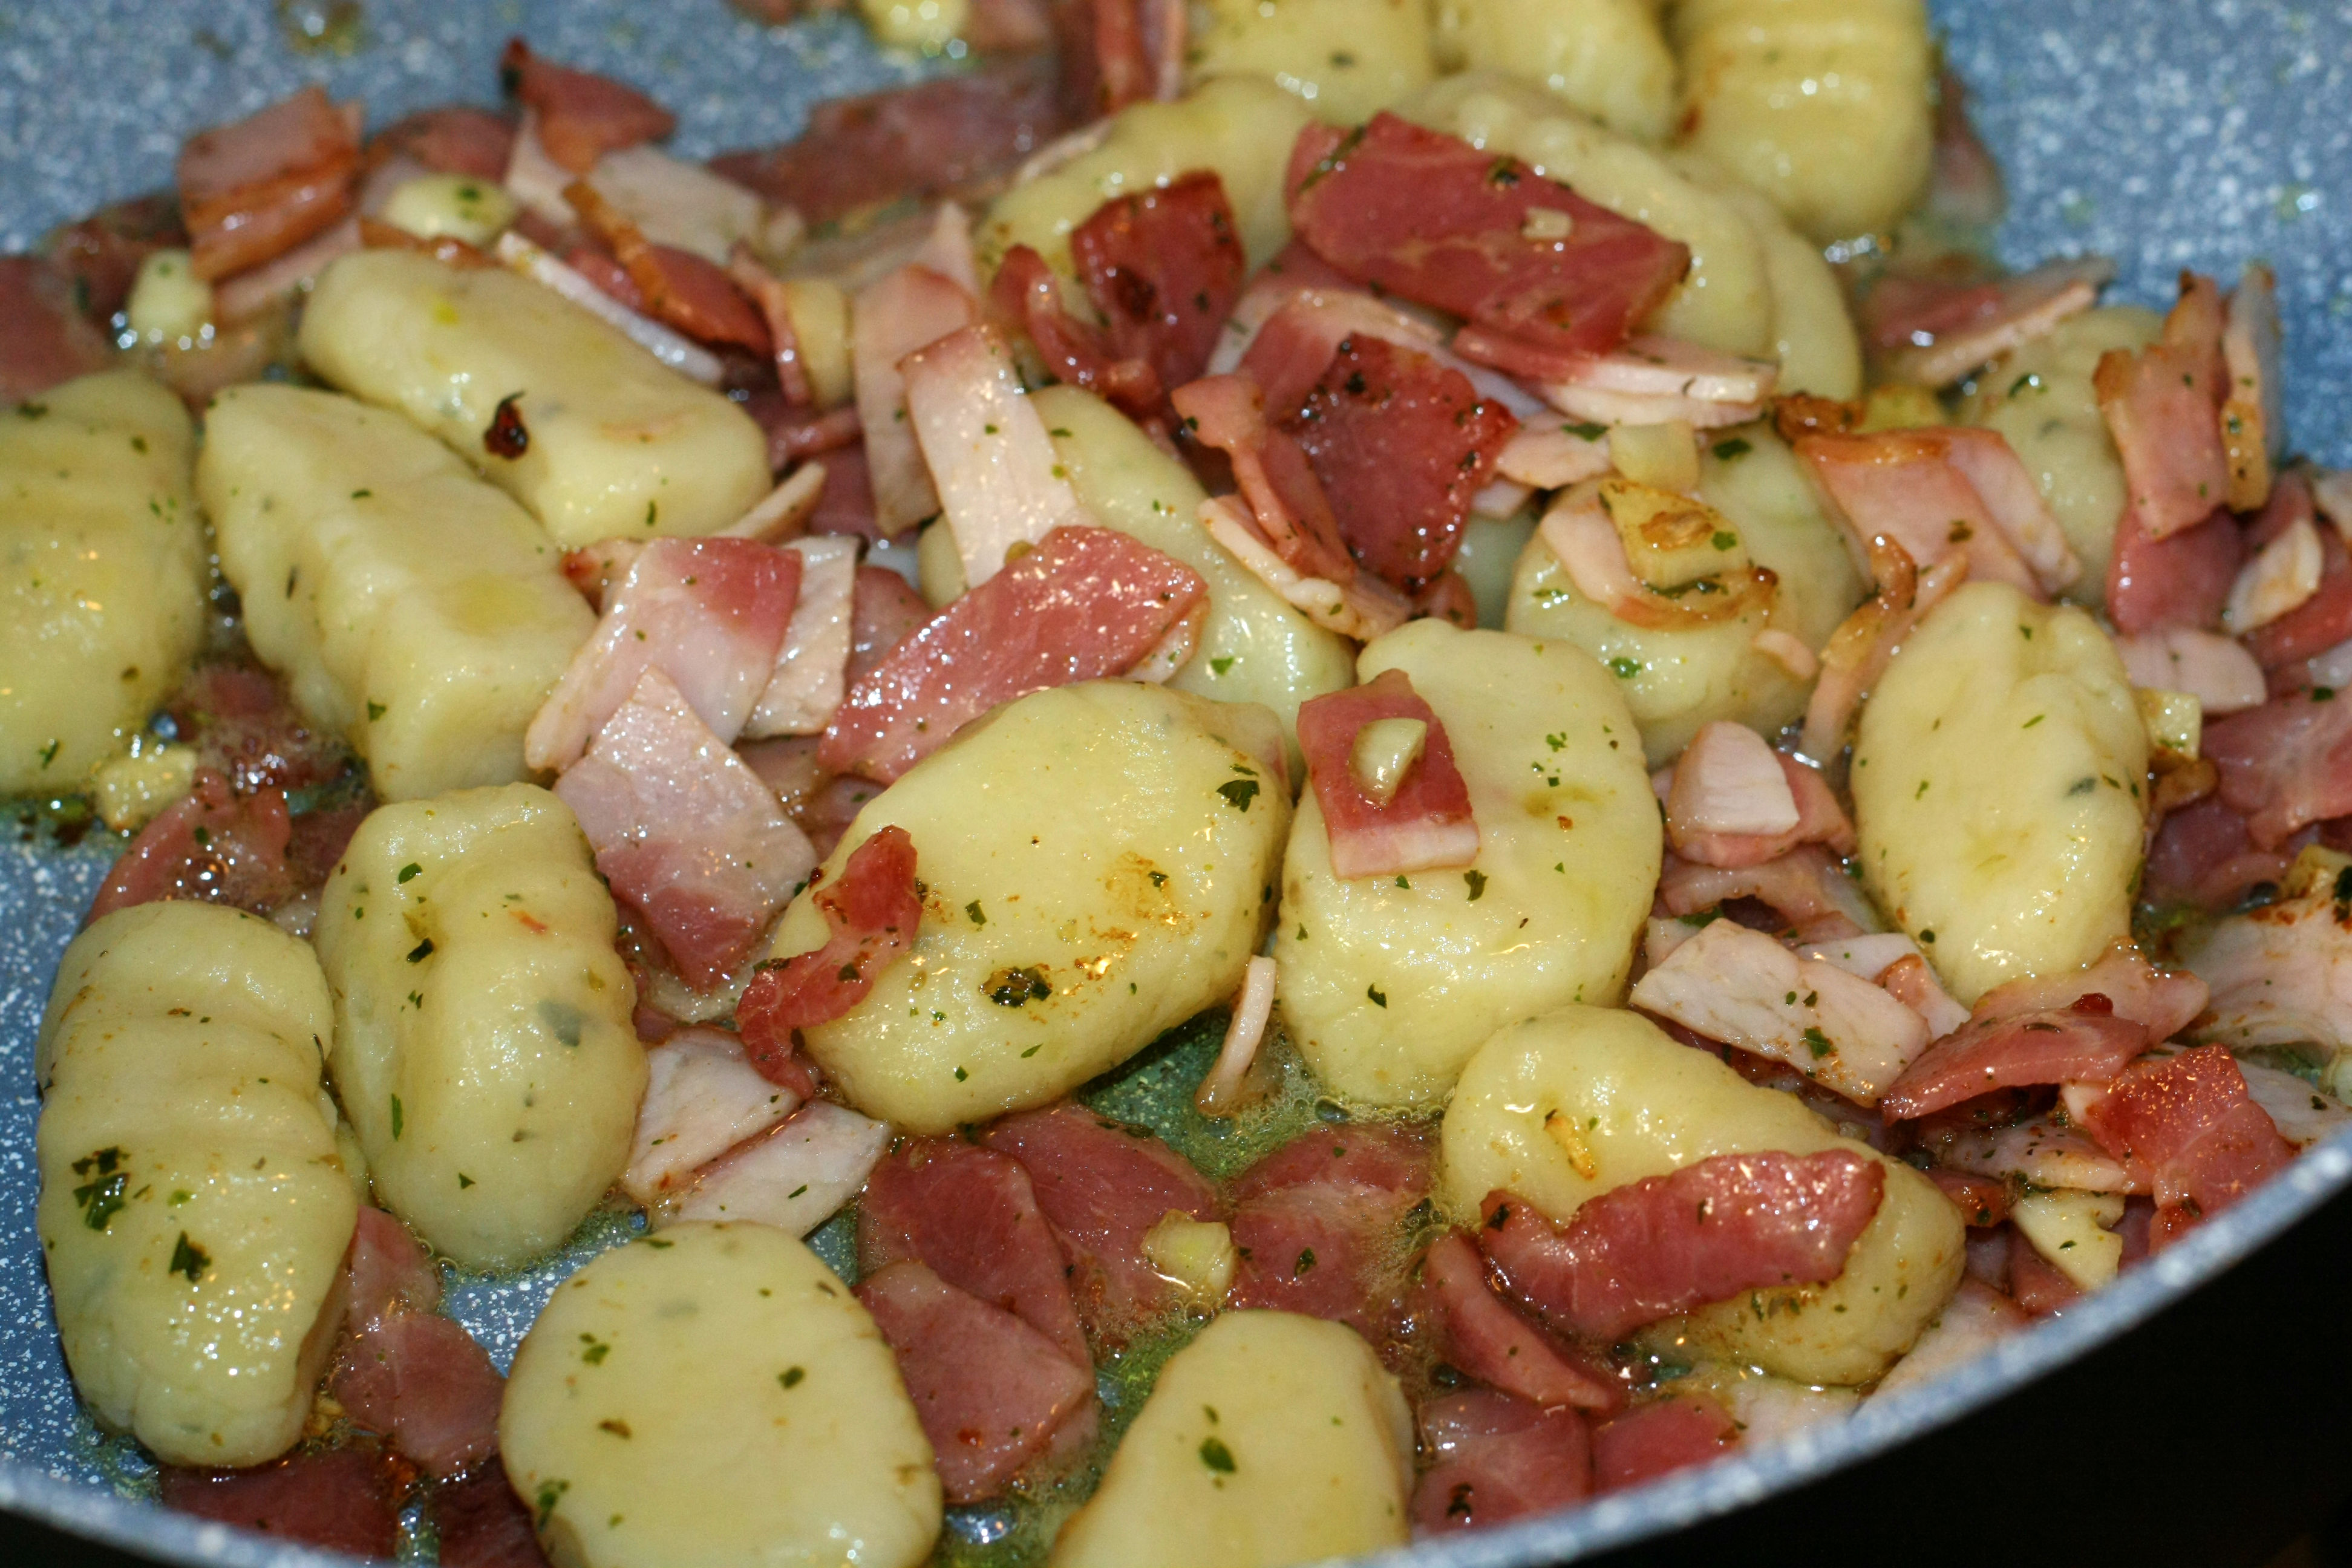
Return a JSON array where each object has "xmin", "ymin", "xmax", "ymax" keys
[
  {"xmin": 1050, "ymin": 1311, "xmax": 1413, "ymax": 1567},
  {"xmin": 0, "ymin": 370, "xmax": 206, "ymax": 794},
  {"xmin": 1960, "ymin": 305, "xmax": 2166, "ymax": 607},
  {"xmin": 1506, "ymin": 424, "xmax": 1864, "ymax": 766},
  {"xmin": 315, "ymin": 783, "xmax": 645, "ymax": 1268},
  {"xmin": 778, "ymin": 681, "xmax": 1290, "ymax": 1134},
  {"xmin": 1275, "ymin": 622, "xmax": 1658, "ymax": 1106},
  {"xmin": 298, "ymin": 250, "xmax": 773, "ymax": 547},
  {"xmin": 981, "ymin": 77, "xmax": 1315, "ymax": 276},
  {"xmin": 501, "ymin": 1223, "xmax": 940, "ymax": 1568},
  {"xmin": 1673, "ymin": 0, "xmax": 1935, "ymax": 242},
  {"xmin": 1404, "ymin": 73, "xmax": 1774, "ymax": 356},
  {"xmin": 1188, "ymin": 0, "xmax": 1436, "ymax": 126},
  {"xmin": 1431, "ymin": 0, "xmax": 1679, "ymax": 143},
  {"xmin": 198, "ymin": 384, "xmax": 595, "ymax": 802},
  {"xmin": 1439, "ymin": 1006, "xmax": 1964, "ymax": 1385},
  {"xmin": 36, "ymin": 903, "xmax": 356, "ymax": 1467},
  {"xmin": 1674, "ymin": 153, "xmax": 1864, "ymax": 398},
  {"xmin": 1853, "ymin": 582, "xmax": 2149, "ymax": 1004},
  {"xmin": 1034, "ymin": 386, "xmax": 1357, "ymax": 767}
]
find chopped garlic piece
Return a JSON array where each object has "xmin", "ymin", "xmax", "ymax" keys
[
  {"xmin": 92, "ymin": 745, "xmax": 196, "ymax": 831},
  {"xmin": 1521, "ymin": 207, "xmax": 1575, "ymax": 242},
  {"xmin": 1609, "ymin": 419, "xmax": 1699, "ymax": 492},
  {"xmin": 1141, "ymin": 1212, "xmax": 1237, "ymax": 1305},
  {"xmin": 2010, "ymin": 1188, "xmax": 2125, "ymax": 1292},
  {"xmin": 858, "ymin": 0, "xmax": 969, "ymax": 51},
  {"xmin": 124, "ymin": 249, "xmax": 212, "ymax": 342},
  {"xmin": 2135, "ymin": 688, "xmax": 2201, "ymax": 761},
  {"xmin": 379, "ymin": 173, "xmax": 518, "ymax": 247},
  {"xmin": 1348, "ymin": 717, "xmax": 1427, "ymax": 806}
]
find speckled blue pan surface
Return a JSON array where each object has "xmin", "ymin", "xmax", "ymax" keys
[{"xmin": 1, "ymin": 2, "xmax": 2350, "ymax": 1563}]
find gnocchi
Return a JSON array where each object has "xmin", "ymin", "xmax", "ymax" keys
[
  {"xmin": 197, "ymin": 384, "xmax": 596, "ymax": 802},
  {"xmin": 1439, "ymin": 1006, "xmax": 1964, "ymax": 1385},
  {"xmin": 298, "ymin": 249, "xmax": 773, "ymax": 546},
  {"xmin": 36, "ymin": 903, "xmax": 356, "ymax": 1466},
  {"xmin": 1275, "ymin": 621, "xmax": 1659, "ymax": 1105},
  {"xmin": 1431, "ymin": 0, "xmax": 1677, "ymax": 142},
  {"xmin": 774, "ymin": 681, "xmax": 1292, "ymax": 1133},
  {"xmin": 1050, "ymin": 1311, "xmax": 1413, "ymax": 1567},
  {"xmin": 1852, "ymin": 582, "xmax": 2149, "ymax": 1004},
  {"xmin": 0, "ymin": 370, "xmax": 206, "ymax": 794},
  {"xmin": 1960, "ymin": 305, "xmax": 2166, "ymax": 608},
  {"xmin": 501, "ymin": 1223, "xmax": 940, "ymax": 1568},
  {"xmin": 314, "ymin": 783, "xmax": 645, "ymax": 1268},
  {"xmin": 1188, "ymin": 0, "xmax": 1437, "ymax": 126},
  {"xmin": 1673, "ymin": 0, "xmax": 1935, "ymax": 242}
]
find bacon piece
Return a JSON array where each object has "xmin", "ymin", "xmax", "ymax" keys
[
  {"xmin": 566, "ymin": 180, "xmax": 771, "ymax": 353},
  {"xmin": 1655, "ymin": 843, "xmax": 1873, "ymax": 944},
  {"xmin": 160, "ymin": 1449, "xmax": 398, "ymax": 1557},
  {"xmin": 2096, "ymin": 272, "xmax": 2232, "ymax": 541},
  {"xmin": 735, "ymin": 822, "xmax": 920, "ymax": 1056},
  {"xmin": 494, "ymin": 229, "xmax": 725, "ymax": 385},
  {"xmin": 333, "ymin": 1312, "xmax": 503, "ymax": 1480},
  {"xmin": 709, "ymin": 58, "xmax": 1071, "ymax": 225},
  {"xmin": 1228, "ymin": 279, "xmax": 1544, "ymax": 422},
  {"xmin": 1480, "ymin": 1151, "xmax": 1885, "ymax": 1341},
  {"xmin": 1286, "ymin": 114, "xmax": 1691, "ymax": 359},
  {"xmin": 1797, "ymin": 426, "xmax": 2077, "ymax": 596},
  {"xmin": 1630, "ymin": 920, "xmax": 1933, "ymax": 1107},
  {"xmin": 1197, "ymin": 954, "xmax": 1278, "ymax": 1117},
  {"xmin": 737, "ymin": 535, "xmax": 856, "ymax": 741},
  {"xmin": 0, "ymin": 256, "xmax": 111, "ymax": 402},
  {"xmin": 2184, "ymin": 854, "xmax": 2352, "ymax": 1055},
  {"xmin": 1420, "ymin": 1232, "xmax": 1621, "ymax": 1413},
  {"xmin": 1873, "ymin": 1279, "xmax": 2028, "ymax": 1399},
  {"xmin": 621, "ymin": 1026, "xmax": 804, "ymax": 1203},
  {"xmin": 500, "ymin": 39, "xmax": 673, "ymax": 174},
  {"xmin": 853, "ymin": 263, "xmax": 980, "ymax": 535},
  {"xmin": 1863, "ymin": 256, "xmax": 2111, "ymax": 388},
  {"xmin": 1924, "ymin": 1112, "xmax": 2148, "ymax": 1196},
  {"xmin": 1668, "ymin": 743, "xmax": 1854, "ymax": 870},
  {"xmin": 989, "ymin": 243, "xmax": 1159, "ymax": 414},
  {"xmin": 370, "ymin": 105, "xmax": 516, "ymax": 181},
  {"xmin": 1295, "ymin": 668, "xmax": 1479, "ymax": 879},
  {"xmin": 729, "ymin": 250, "xmax": 814, "ymax": 407},
  {"xmin": 1801, "ymin": 535, "xmax": 1971, "ymax": 762},
  {"xmin": 984, "ymin": 1105, "xmax": 1218, "ymax": 1330},
  {"xmin": 1466, "ymin": 333, "xmax": 1774, "ymax": 429},
  {"xmin": 2082, "ymin": 1045, "xmax": 2296, "ymax": 1246},
  {"xmin": 859, "ymin": 1137, "xmax": 1090, "ymax": 1367},
  {"xmin": 903, "ymin": 324, "xmax": 1093, "ymax": 586},
  {"xmin": 2145, "ymin": 795, "xmax": 2303, "ymax": 910},
  {"xmin": 1284, "ymin": 335, "xmax": 1517, "ymax": 592},
  {"xmin": 2106, "ymin": 499, "xmax": 2243, "ymax": 637},
  {"xmin": 2117, "ymin": 629, "xmax": 2267, "ymax": 717},
  {"xmin": 1589, "ymin": 1395, "xmax": 1740, "ymax": 1493},
  {"xmin": 2206, "ymin": 688, "xmax": 2352, "ymax": 850},
  {"xmin": 346, "ymin": 1206, "xmax": 439, "ymax": 1332},
  {"xmin": 858, "ymin": 1261, "xmax": 1096, "ymax": 1504},
  {"xmin": 1226, "ymin": 1123, "xmax": 1431, "ymax": 1339},
  {"xmin": 1411, "ymin": 1390, "xmax": 1592, "ymax": 1534},
  {"xmin": 2226, "ymin": 508, "xmax": 2324, "ymax": 635},
  {"xmin": 435, "ymin": 1457, "xmax": 550, "ymax": 1568},
  {"xmin": 1878, "ymin": 1005, "xmax": 2151, "ymax": 1122},
  {"xmin": 2247, "ymin": 518, "xmax": 2352, "ymax": 671},
  {"xmin": 1667, "ymin": 721, "xmax": 1798, "ymax": 838},
  {"xmin": 849, "ymin": 565, "xmax": 933, "ymax": 678},
  {"xmin": 672, "ymin": 1099, "xmax": 892, "ymax": 1233},
  {"xmin": 47, "ymin": 191, "xmax": 186, "ymax": 324},
  {"xmin": 1052, "ymin": 0, "xmax": 1161, "ymax": 117},
  {"xmin": 762, "ymin": 404, "xmax": 864, "ymax": 472},
  {"xmin": 817, "ymin": 525, "xmax": 1206, "ymax": 782},
  {"xmin": 177, "ymin": 86, "xmax": 361, "ymax": 280},
  {"xmin": 1175, "ymin": 372, "xmax": 1354, "ymax": 578},
  {"xmin": 554, "ymin": 669, "xmax": 818, "ymax": 988},
  {"xmin": 88, "ymin": 768, "xmax": 293, "ymax": 921},
  {"xmin": 1070, "ymin": 171, "xmax": 1247, "ymax": 394},
  {"xmin": 1965, "ymin": 944, "xmax": 2210, "ymax": 1042},
  {"xmin": 1928, "ymin": 1171, "xmax": 2014, "ymax": 1229},
  {"xmin": 528, "ymin": 536, "xmax": 802, "ymax": 771},
  {"xmin": 2006, "ymin": 1233, "xmax": 2082, "ymax": 1316},
  {"xmin": 215, "ymin": 215, "xmax": 363, "ymax": 325}
]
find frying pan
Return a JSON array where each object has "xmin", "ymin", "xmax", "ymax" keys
[{"xmin": 3, "ymin": 2, "xmax": 2349, "ymax": 1563}]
